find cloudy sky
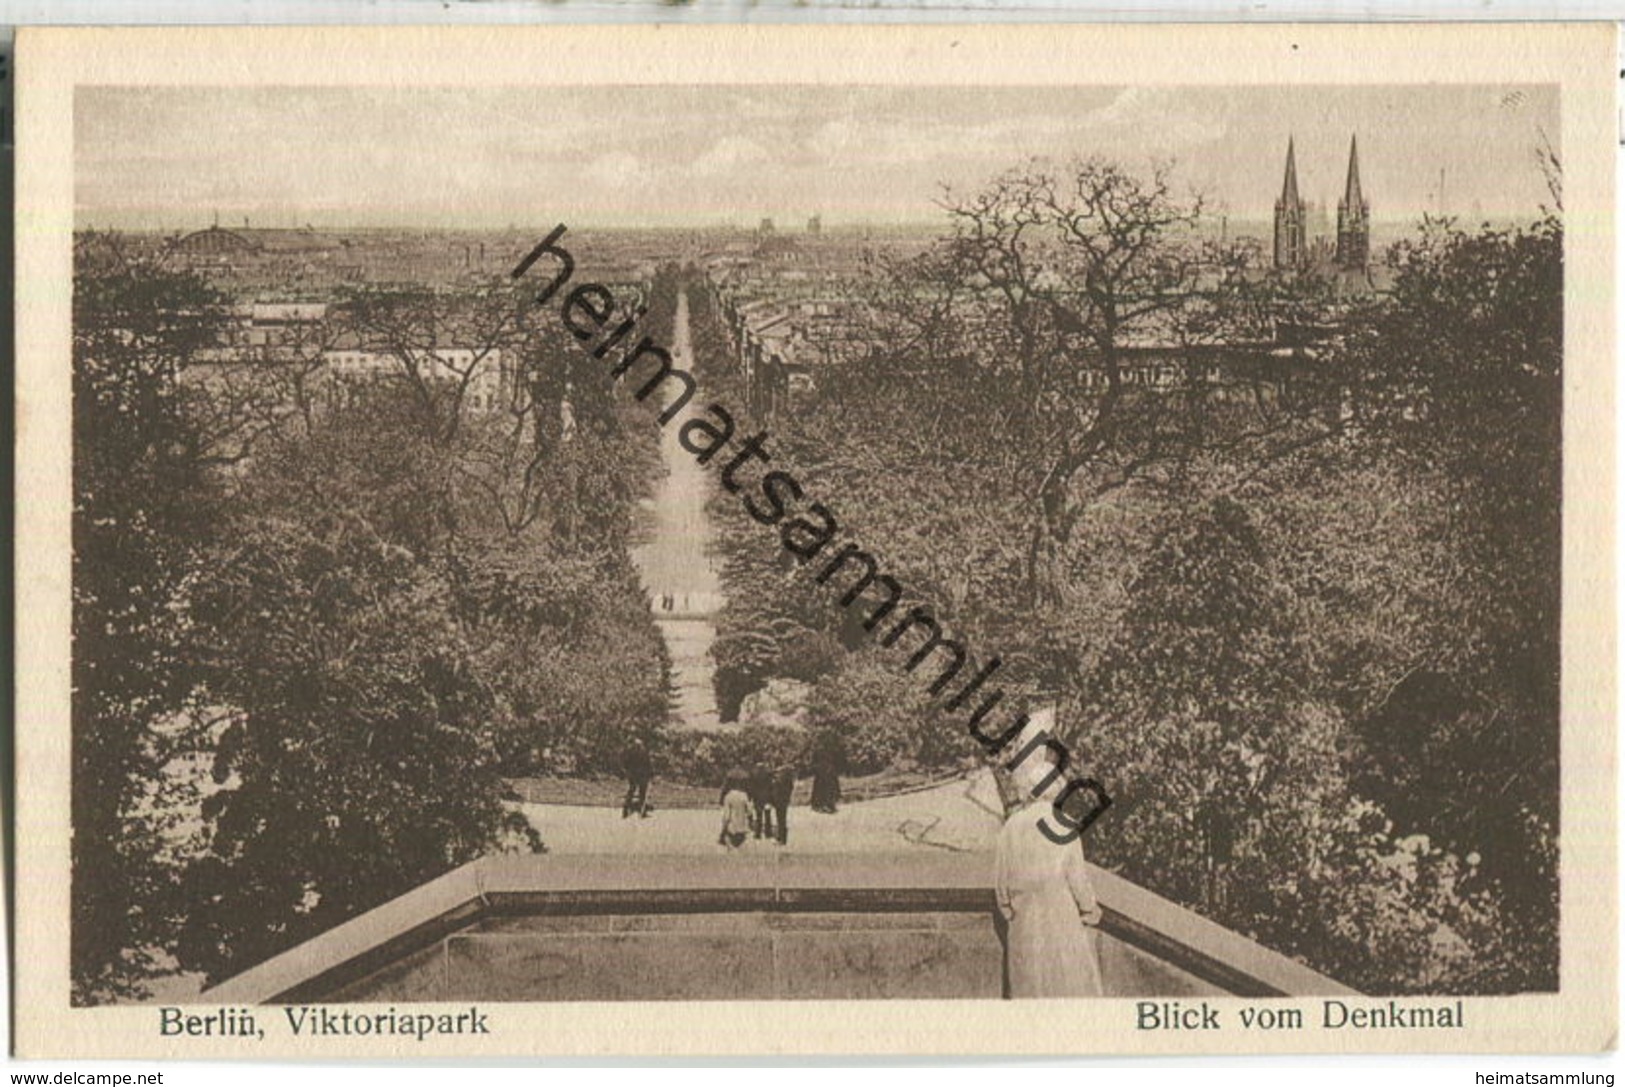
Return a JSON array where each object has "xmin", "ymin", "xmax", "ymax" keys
[{"xmin": 76, "ymin": 84, "xmax": 1559, "ymax": 230}]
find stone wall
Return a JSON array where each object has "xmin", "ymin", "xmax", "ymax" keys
[
  {"xmin": 325, "ymin": 910, "xmax": 1225, "ymax": 1003},
  {"xmin": 203, "ymin": 853, "xmax": 1354, "ymax": 1004}
]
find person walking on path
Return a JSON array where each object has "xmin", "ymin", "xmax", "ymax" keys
[
  {"xmin": 621, "ymin": 738, "xmax": 653, "ymax": 819},
  {"xmin": 747, "ymin": 765, "xmax": 774, "ymax": 839},
  {"xmin": 993, "ymin": 767, "xmax": 1105, "ymax": 998},
  {"xmin": 809, "ymin": 730, "xmax": 845, "ymax": 814},
  {"xmin": 718, "ymin": 767, "xmax": 754, "ymax": 849},
  {"xmin": 767, "ymin": 764, "xmax": 795, "ymax": 845}
]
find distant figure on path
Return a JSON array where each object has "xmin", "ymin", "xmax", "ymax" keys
[
  {"xmin": 809, "ymin": 730, "xmax": 845, "ymax": 814},
  {"xmin": 746, "ymin": 763, "xmax": 796, "ymax": 844},
  {"xmin": 620, "ymin": 738, "xmax": 653, "ymax": 819},
  {"xmin": 719, "ymin": 767, "xmax": 753, "ymax": 849},
  {"xmin": 719, "ymin": 766, "xmax": 750, "ymax": 805},
  {"xmin": 747, "ymin": 766, "xmax": 774, "ymax": 839},
  {"xmin": 767, "ymin": 764, "xmax": 795, "ymax": 845},
  {"xmin": 994, "ymin": 770, "xmax": 1105, "ymax": 998}
]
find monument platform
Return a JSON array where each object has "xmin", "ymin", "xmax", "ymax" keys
[{"xmin": 203, "ymin": 851, "xmax": 1356, "ymax": 1004}]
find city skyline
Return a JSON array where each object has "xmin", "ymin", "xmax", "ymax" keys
[{"xmin": 76, "ymin": 84, "xmax": 1559, "ymax": 231}]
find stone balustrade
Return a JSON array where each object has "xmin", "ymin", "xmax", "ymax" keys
[{"xmin": 203, "ymin": 852, "xmax": 1356, "ymax": 1004}]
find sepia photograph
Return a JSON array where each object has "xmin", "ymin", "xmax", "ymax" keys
[{"xmin": 13, "ymin": 23, "xmax": 1615, "ymax": 1057}]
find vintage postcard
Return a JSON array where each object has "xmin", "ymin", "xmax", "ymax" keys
[{"xmin": 13, "ymin": 23, "xmax": 1616, "ymax": 1057}]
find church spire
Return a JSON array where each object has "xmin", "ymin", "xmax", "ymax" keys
[
  {"xmin": 1281, "ymin": 137, "xmax": 1301, "ymax": 206},
  {"xmin": 1342, "ymin": 134, "xmax": 1364, "ymax": 211},
  {"xmin": 1274, "ymin": 137, "xmax": 1306, "ymax": 271},
  {"xmin": 1336, "ymin": 133, "xmax": 1370, "ymax": 271}
]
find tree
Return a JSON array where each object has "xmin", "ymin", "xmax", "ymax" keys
[
  {"xmin": 337, "ymin": 285, "xmax": 522, "ymax": 447},
  {"xmin": 71, "ymin": 240, "xmax": 228, "ymax": 1002},
  {"xmin": 858, "ymin": 157, "xmax": 1349, "ymax": 624},
  {"xmin": 910, "ymin": 159, "xmax": 1207, "ymax": 605},
  {"xmin": 709, "ymin": 520, "xmax": 840, "ymax": 720},
  {"xmin": 73, "ymin": 237, "xmax": 674, "ymax": 994},
  {"xmin": 179, "ymin": 498, "xmax": 540, "ymax": 982},
  {"xmin": 806, "ymin": 650, "xmax": 971, "ymax": 774},
  {"xmin": 1339, "ymin": 215, "xmax": 1563, "ymax": 987},
  {"xmin": 1070, "ymin": 495, "xmax": 1530, "ymax": 994},
  {"xmin": 695, "ymin": 156, "xmax": 1564, "ymax": 991},
  {"xmin": 175, "ymin": 342, "xmax": 665, "ymax": 981},
  {"xmin": 1074, "ymin": 498, "xmax": 1344, "ymax": 911}
]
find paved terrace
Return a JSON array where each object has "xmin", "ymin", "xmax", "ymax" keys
[{"xmin": 518, "ymin": 769, "xmax": 1005, "ymax": 855}]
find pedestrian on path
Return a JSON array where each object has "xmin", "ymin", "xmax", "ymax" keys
[
  {"xmin": 718, "ymin": 767, "xmax": 753, "ymax": 849},
  {"xmin": 621, "ymin": 737, "xmax": 653, "ymax": 819},
  {"xmin": 767, "ymin": 764, "xmax": 794, "ymax": 845},
  {"xmin": 809, "ymin": 729, "xmax": 845, "ymax": 814},
  {"xmin": 747, "ymin": 765, "xmax": 774, "ymax": 840}
]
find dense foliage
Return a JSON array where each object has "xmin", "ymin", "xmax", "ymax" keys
[
  {"xmin": 71, "ymin": 243, "xmax": 670, "ymax": 999},
  {"xmin": 692, "ymin": 162, "xmax": 1563, "ymax": 994},
  {"xmin": 71, "ymin": 244, "xmax": 229, "ymax": 1000},
  {"xmin": 71, "ymin": 177, "xmax": 1563, "ymax": 1001}
]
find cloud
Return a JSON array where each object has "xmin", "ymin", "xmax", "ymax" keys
[
  {"xmin": 1085, "ymin": 87, "xmax": 1227, "ymax": 151},
  {"xmin": 74, "ymin": 84, "xmax": 1554, "ymax": 229},
  {"xmin": 806, "ymin": 120, "xmax": 859, "ymax": 160},
  {"xmin": 584, "ymin": 152, "xmax": 653, "ymax": 191},
  {"xmin": 688, "ymin": 136, "xmax": 773, "ymax": 178}
]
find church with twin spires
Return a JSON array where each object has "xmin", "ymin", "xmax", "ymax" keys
[{"xmin": 1273, "ymin": 135, "xmax": 1371, "ymax": 286}]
